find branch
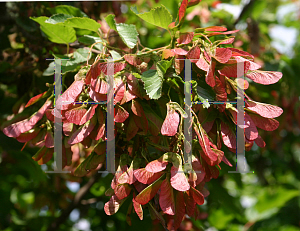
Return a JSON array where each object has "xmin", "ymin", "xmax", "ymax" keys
[
  {"xmin": 234, "ymin": 0, "xmax": 256, "ymax": 26},
  {"xmin": 47, "ymin": 172, "xmax": 102, "ymax": 231}
]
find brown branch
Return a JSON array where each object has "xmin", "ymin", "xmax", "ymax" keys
[
  {"xmin": 46, "ymin": 172, "xmax": 102, "ymax": 231},
  {"xmin": 234, "ymin": 0, "xmax": 256, "ymax": 26}
]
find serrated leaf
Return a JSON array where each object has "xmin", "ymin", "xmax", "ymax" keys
[
  {"xmin": 65, "ymin": 17, "xmax": 101, "ymax": 32},
  {"xmin": 109, "ymin": 50, "xmax": 122, "ymax": 60},
  {"xmin": 156, "ymin": 60, "xmax": 172, "ymax": 78},
  {"xmin": 104, "ymin": 14, "xmax": 117, "ymax": 31},
  {"xmin": 31, "ymin": 16, "xmax": 76, "ymax": 44},
  {"xmin": 78, "ymin": 35, "xmax": 103, "ymax": 50},
  {"xmin": 48, "ymin": 5, "xmax": 88, "ymax": 18},
  {"xmin": 46, "ymin": 13, "xmax": 73, "ymax": 24},
  {"xmin": 131, "ymin": 5, "xmax": 172, "ymax": 30},
  {"xmin": 141, "ymin": 69, "xmax": 163, "ymax": 100},
  {"xmin": 116, "ymin": 23, "xmax": 139, "ymax": 49}
]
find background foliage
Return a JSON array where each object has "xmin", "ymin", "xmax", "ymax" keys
[{"xmin": 0, "ymin": 1, "xmax": 299, "ymax": 230}]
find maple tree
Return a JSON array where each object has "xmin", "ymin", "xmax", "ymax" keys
[{"xmin": 1, "ymin": 1, "xmax": 284, "ymax": 230}]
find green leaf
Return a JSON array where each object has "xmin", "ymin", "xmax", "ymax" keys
[
  {"xmin": 45, "ymin": 13, "xmax": 73, "ymax": 24},
  {"xmin": 104, "ymin": 14, "xmax": 117, "ymax": 31},
  {"xmin": 208, "ymin": 208, "xmax": 234, "ymax": 230},
  {"xmin": 254, "ymin": 187, "xmax": 299, "ymax": 213},
  {"xmin": 131, "ymin": 5, "xmax": 173, "ymax": 30},
  {"xmin": 105, "ymin": 14, "xmax": 138, "ymax": 49},
  {"xmin": 65, "ymin": 17, "xmax": 101, "ymax": 32},
  {"xmin": 31, "ymin": 16, "xmax": 76, "ymax": 44},
  {"xmin": 74, "ymin": 152, "xmax": 105, "ymax": 177},
  {"xmin": 116, "ymin": 23, "xmax": 139, "ymax": 49},
  {"xmin": 141, "ymin": 69, "xmax": 163, "ymax": 99},
  {"xmin": 109, "ymin": 50, "xmax": 122, "ymax": 60},
  {"xmin": 48, "ymin": 5, "xmax": 88, "ymax": 17},
  {"xmin": 78, "ymin": 35, "xmax": 103, "ymax": 50},
  {"xmin": 156, "ymin": 59, "xmax": 172, "ymax": 78}
]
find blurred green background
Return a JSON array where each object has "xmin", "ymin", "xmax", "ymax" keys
[{"xmin": 0, "ymin": 0, "xmax": 299, "ymax": 230}]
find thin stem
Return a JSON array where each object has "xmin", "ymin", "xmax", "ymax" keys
[{"xmin": 67, "ymin": 43, "xmax": 69, "ymax": 55}]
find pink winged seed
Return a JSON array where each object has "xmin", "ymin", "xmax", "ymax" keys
[
  {"xmin": 134, "ymin": 168, "xmax": 164, "ymax": 184},
  {"xmin": 170, "ymin": 165, "xmax": 190, "ymax": 192},
  {"xmin": 161, "ymin": 109, "xmax": 180, "ymax": 136},
  {"xmin": 159, "ymin": 179, "xmax": 175, "ymax": 215},
  {"xmin": 56, "ymin": 80, "xmax": 84, "ymax": 110},
  {"xmin": 3, "ymin": 100, "xmax": 52, "ymax": 138}
]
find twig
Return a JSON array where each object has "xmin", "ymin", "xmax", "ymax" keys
[
  {"xmin": 46, "ymin": 173, "xmax": 102, "ymax": 231},
  {"xmin": 234, "ymin": 0, "xmax": 256, "ymax": 26}
]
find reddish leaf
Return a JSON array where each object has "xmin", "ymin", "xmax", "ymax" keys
[
  {"xmin": 228, "ymin": 48, "xmax": 254, "ymax": 59},
  {"xmin": 68, "ymin": 115, "xmax": 97, "ymax": 145},
  {"xmin": 112, "ymin": 165, "xmax": 128, "ymax": 189},
  {"xmin": 178, "ymin": 0, "xmax": 189, "ymax": 23},
  {"xmin": 175, "ymin": 55, "xmax": 185, "ymax": 74},
  {"xmin": 170, "ymin": 165, "xmax": 190, "ymax": 191},
  {"xmin": 37, "ymin": 148, "xmax": 53, "ymax": 165},
  {"xmin": 219, "ymin": 60, "xmax": 250, "ymax": 78},
  {"xmin": 99, "ymin": 62, "xmax": 127, "ymax": 75},
  {"xmin": 171, "ymin": 48, "xmax": 189, "ymax": 55},
  {"xmin": 192, "ymin": 157, "xmax": 206, "ymax": 185},
  {"xmin": 247, "ymin": 100, "xmax": 283, "ymax": 118},
  {"xmin": 88, "ymin": 87, "xmax": 107, "ymax": 102},
  {"xmin": 187, "ymin": 46, "xmax": 200, "ymax": 63},
  {"xmin": 114, "ymin": 183, "xmax": 132, "ymax": 200},
  {"xmin": 161, "ymin": 106, "xmax": 180, "ymax": 136},
  {"xmin": 135, "ymin": 175, "xmax": 164, "ymax": 205},
  {"xmin": 16, "ymin": 128, "xmax": 40, "ymax": 143},
  {"xmin": 56, "ymin": 80, "xmax": 84, "ymax": 110},
  {"xmin": 196, "ymin": 58, "xmax": 209, "ymax": 71},
  {"xmin": 246, "ymin": 70, "xmax": 282, "ymax": 85},
  {"xmin": 114, "ymin": 79, "xmax": 125, "ymax": 105},
  {"xmin": 104, "ymin": 195, "xmax": 122, "ymax": 215},
  {"xmin": 255, "ymin": 135, "xmax": 266, "ymax": 148},
  {"xmin": 45, "ymin": 109, "xmax": 54, "ymax": 122},
  {"xmin": 207, "ymin": 30, "xmax": 239, "ymax": 36},
  {"xmin": 173, "ymin": 192, "xmax": 186, "ymax": 230},
  {"xmin": 63, "ymin": 122, "xmax": 73, "ymax": 136},
  {"xmin": 134, "ymin": 168, "xmax": 164, "ymax": 184},
  {"xmin": 25, "ymin": 91, "xmax": 47, "ymax": 108},
  {"xmin": 194, "ymin": 124, "xmax": 218, "ymax": 162},
  {"xmin": 145, "ymin": 159, "xmax": 168, "ymax": 173},
  {"xmin": 221, "ymin": 121, "xmax": 236, "ymax": 149},
  {"xmin": 115, "ymin": 105, "xmax": 129, "ymax": 123},
  {"xmin": 214, "ymin": 48, "xmax": 232, "ymax": 63},
  {"xmin": 249, "ymin": 113, "xmax": 279, "ymax": 131},
  {"xmin": 183, "ymin": 191, "xmax": 196, "ymax": 217},
  {"xmin": 222, "ymin": 155, "xmax": 232, "ymax": 167},
  {"xmin": 3, "ymin": 100, "xmax": 52, "ymax": 138},
  {"xmin": 133, "ymin": 114, "xmax": 148, "ymax": 135},
  {"xmin": 132, "ymin": 197, "xmax": 143, "ymax": 220},
  {"xmin": 45, "ymin": 130, "xmax": 54, "ymax": 148},
  {"xmin": 219, "ymin": 37, "xmax": 235, "ymax": 45},
  {"xmin": 79, "ymin": 105, "xmax": 98, "ymax": 125},
  {"xmin": 127, "ymin": 74, "xmax": 142, "ymax": 98},
  {"xmin": 190, "ymin": 186, "xmax": 204, "ymax": 205},
  {"xmin": 206, "ymin": 60, "xmax": 216, "ymax": 87},
  {"xmin": 159, "ymin": 179, "xmax": 175, "ymax": 215},
  {"xmin": 244, "ymin": 113, "xmax": 259, "ymax": 141},
  {"xmin": 236, "ymin": 78, "xmax": 249, "ymax": 89},
  {"xmin": 205, "ymin": 26, "xmax": 227, "ymax": 31},
  {"xmin": 126, "ymin": 115, "xmax": 139, "ymax": 141},
  {"xmin": 188, "ymin": 0, "xmax": 201, "ymax": 7},
  {"xmin": 120, "ymin": 90, "xmax": 136, "ymax": 105},
  {"xmin": 65, "ymin": 106, "xmax": 87, "ymax": 125},
  {"xmin": 177, "ymin": 32, "xmax": 194, "ymax": 44},
  {"xmin": 131, "ymin": 100, "xmax": 143, "ymax": 117},
  {"xmin": 162, "ymin": 49, "xmax": 175, "ymax": 59}
]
